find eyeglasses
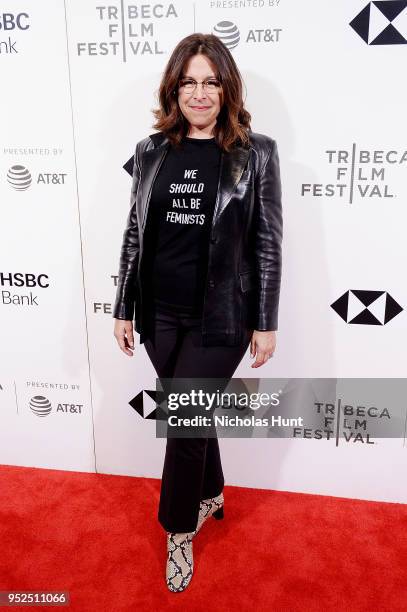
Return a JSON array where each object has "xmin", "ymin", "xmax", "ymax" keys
[{"xmin": 178, "ymin": 78, "xmax": 222, "ymax": 93}]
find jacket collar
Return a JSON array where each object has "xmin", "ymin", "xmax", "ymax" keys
[{"xmin": 140, "ymin": 131, "xmax": 250, "ymax": 232}]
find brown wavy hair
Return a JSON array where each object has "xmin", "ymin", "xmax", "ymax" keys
[{"xmin": 151, "ymin": 33, "xmax": 252, "ymax": 152}]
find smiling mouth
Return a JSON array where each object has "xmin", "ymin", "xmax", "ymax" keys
[{"xmin": 190, "ymin": 106, "xmax": 210, "ymax": 110}]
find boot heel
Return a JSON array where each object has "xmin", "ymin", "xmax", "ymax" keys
[{"xmin": 212, "ymin": 505, "xmax": 224, "ymax": 520}]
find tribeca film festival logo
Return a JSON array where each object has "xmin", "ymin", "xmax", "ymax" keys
[
  {"xmin": 311, "ymin": 398, "xmax": 391, "ymax": 445},
  {"xmin": 0, "ymin": 12, "xmax": 29, "ymax": 55},
  {"xmin": 331, "ymin": 289, "xmax": 403, "ymax": 325},
  {"xmin": 301, "ymin": 145, "xmax": 406, "ymax": 204},
  {"xmin": 0, "ymin": 272, "xmax": 50, "ymax": 309},
  {"xmin": 350, "ymin": 1, "xmax": 407, "ymax": 45},
  {"xmin": 29, "ymin": 395, "xmax": 84, "ymax": 418},
  {"xmin": 76, "ymin": 4, "xmax": 178, "ymax": 60}
]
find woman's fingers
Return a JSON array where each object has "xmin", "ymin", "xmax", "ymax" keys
[
  {"xmin": 250, "ymin": 336, "xmax": 255, "ymax": 357},
  {"xmin": 250, "ymin": 340, "xmax": 275, "ymax": 368},
  {"xmin": 114, "ymin": 321, "xmax": 135, "ymax": 356},
  {"xmin": 251, "ymin": 349, "xmax": 269, "ymax": 368},
  {"xmin": 126, "ymin": 327, "xmax": 134, "ymax": 350},
  {"xmin": 118, "ymin": 331, "xmax": 132, "ymax": 356}
]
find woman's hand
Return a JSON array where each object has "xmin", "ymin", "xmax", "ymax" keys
[
  {"xmin": 250, "ymin": 330, "xmax": 276, "ymax": 368},
  {"xmin": 114, "ymin": 319, "xmax": 135, "ymax": 356}
]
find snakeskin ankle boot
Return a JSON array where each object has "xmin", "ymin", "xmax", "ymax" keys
[
  {"xmin": 166, "ymin": 531, "xmax": 194, "ymax": 592},
  {"xmin": 194, "ymin": 492, "xmax": 224, "ymax": 536}
]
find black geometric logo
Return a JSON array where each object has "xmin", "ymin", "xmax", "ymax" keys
[
  {"xmin": 129, "ymin": 389, "xmax": 167, "ymax": 420},
  {"xmin": 123, "ymin": 154, "xmax": 134, "ymax": 177},
  {"xmin": 350, "ymin": 1, "xmax": 407, "ymax": 45},
  {"xmin": 331, "ymin": 290, "xmax": 403, "ymax": 324}
]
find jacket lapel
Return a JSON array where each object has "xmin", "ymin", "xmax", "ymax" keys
[
  {"xmin": 213, "ymin": 143, "xmax": 250, "ymax": 229},
  {"xmin": 140, "ymin": 131, "xmax": 250, "ymax": 234},
  {"xmin": 140, "ymin": 141, "xmax": 169, "ymax": 232}
]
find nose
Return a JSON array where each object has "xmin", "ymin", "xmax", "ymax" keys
[{"xmin": 193, "ymin": 82, "xmax": 207, "ymax": 98}]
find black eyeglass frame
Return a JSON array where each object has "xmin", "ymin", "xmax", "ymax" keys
[{"xmin": 177, "ymin": 77, "xmax": 223, "ymax": 93}]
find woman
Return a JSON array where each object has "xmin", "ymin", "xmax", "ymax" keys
[{"xmin": 113, "ymin": 33, "xmax": 283, "ymax": 592}]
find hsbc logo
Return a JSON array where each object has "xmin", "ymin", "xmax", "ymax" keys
[
  {"xmin": 129, "ymin": 388, "xmax": 166, "ymax": 420},
  {"xmin": 331, "ymin": 289, "xmax": 403, "ymax": 324},
  {"xmin": 350, "ymin": 1, "xmax": 407, "ymax": 45},
  {"xmin": 0, "ymin": 12, "xmax": 30, "ymax": 55}
]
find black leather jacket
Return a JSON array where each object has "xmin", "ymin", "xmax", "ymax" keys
[{"xmin": 113, "ymin": 130, "xmax": 283, "ymax": 347}]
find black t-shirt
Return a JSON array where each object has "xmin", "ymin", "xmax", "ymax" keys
[{"xmin": 142, "ymin": 136, "xmax": 221, "ymax": 312}]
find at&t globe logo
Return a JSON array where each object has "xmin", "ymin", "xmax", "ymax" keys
[{"xmin": 7, "ymin": 165, "xmax": 32, "ymax": 191}]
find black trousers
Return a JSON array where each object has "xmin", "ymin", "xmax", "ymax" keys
[{"xmin": 143, "ymin": 299, "xmax": 252, "ymax": 533}]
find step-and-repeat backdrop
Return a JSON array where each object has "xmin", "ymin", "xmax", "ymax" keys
[{"xmin": 1, "ymin": 1, "xmax": 406, "ymax": 503}]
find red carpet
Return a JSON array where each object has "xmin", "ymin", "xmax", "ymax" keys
[{"xmin": 0, "ymin": 464, "xmax": 406, "ymax": 611}]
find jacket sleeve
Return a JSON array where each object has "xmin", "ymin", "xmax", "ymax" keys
[
  {"xmin": 112, "ymin": 142, "xmax": 142, "ymax": 320},
  {"xmin": 253, "ymin": 138, "xmax": 283, "ymax": 331}
]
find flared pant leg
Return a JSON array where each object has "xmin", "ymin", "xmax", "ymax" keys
[{"xmin": 143, "ymin": 302, "xmax": 252, "ymax": 533}]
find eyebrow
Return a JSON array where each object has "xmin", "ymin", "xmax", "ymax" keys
[{"xmin": 182, "ymin": 74, "xmax": 217, "ymax": 79}]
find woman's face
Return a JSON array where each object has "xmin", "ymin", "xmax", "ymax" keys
[{"xmin": 177, "ymin": 54, "xmax": 221, "ymax": 134}]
